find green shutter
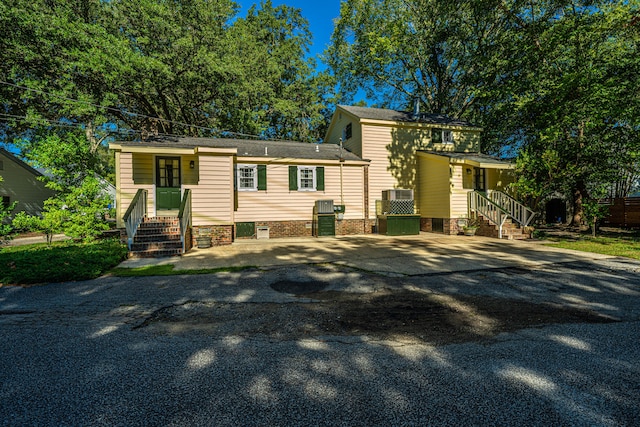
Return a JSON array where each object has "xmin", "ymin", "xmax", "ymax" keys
[
  {"xmin": 316, "ymin": 166, "xmax": 324, "ymax": 191},
  {"xmin": 257, "ymin": 165, "xmax": 267, "ymax": 190},
  {"xmin": 233, "ymin": 165, "xmax": 237, "ymax": 190},
  {"xmin": 289, "ymin": 166, "xmax": 297, "ymax": 190},
  {"xmin": 233, "ymin": 164, "xmax": 238, "ymax": 211}
]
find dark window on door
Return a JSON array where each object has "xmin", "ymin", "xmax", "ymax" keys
[
  {"xmin": 474, "ymin": 168, "xmax": 486, "ymax": 191},
  {"xmin": 156, "ymin": 157, "xmax": 181, "ymax": 187}
]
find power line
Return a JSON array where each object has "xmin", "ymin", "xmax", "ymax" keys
[
  {"xmin": 0, "ymin": 114, "xmax": 270, "ymax": 142},
  {"xmin": 0, "ymin": 80, "xmax": 269, "ymax": 140}
]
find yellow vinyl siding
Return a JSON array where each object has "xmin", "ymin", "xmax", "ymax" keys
[
  {"xmin": 324, "ymin": 110, "xmax": 363, "ymax": 157},
  {"xmin": 188, "ymin": 155, "xmax": 233, "ymax": 226},
  {"xmin": 0, "ymin": 151, "xmax": 55, "ymax": 216},
  {"xmin": 362, "ymin": 125, "xmax": 400, "ymax": 216},
  {"xmin": 453, "ymin": 130, "xmax": 481, "ymax": 152},
  {"xmin": 117, "ymin": 152, "xmax": 153, "ymax": 227},
  {"xmin": 417, "ymin": 155, "xmax": 451, "ymax": 218},
  {"xmin": 451, "ymin": 165, "xmax": 471, "ymax": 218},
  {"xmin": 182, "ymin": 155, "xmax": 198, "ymax": 185},
  {"xmin": 132, "ymin": 153, "xmax": 153, "ymax": 184},
  {"xmin": 235, "ymin": 163, "xmax": 365, "ymax": 221}
]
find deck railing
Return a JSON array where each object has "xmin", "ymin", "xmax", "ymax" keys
[
  {"xmin": 123, "ymin": 189, "xmax": 147, "ymax": 250},
  {"xmin": 487, "ymin": 190, "xmax": 536, "ymax": 227},
  {"xmin": 178, "ymin": 189, "xmax": 192, "ymax": 253},
  {"xmin": 468, "ymin": 191, "xmax": 511, "ymax": 238}
]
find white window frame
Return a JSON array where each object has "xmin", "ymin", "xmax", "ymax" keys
[
  {"xmin": 297, "ymin": 166, "xmax": 316, "ymax": 191},
  {"xmin": 442, "ymin": 130, "xmax": 454, "ymax": 144},
  {"xmin": 237, "ymin": 164, "xmax": 257, "ymax": 191}
]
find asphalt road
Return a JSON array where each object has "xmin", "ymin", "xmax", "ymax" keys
[{"xmin": 1, "ymin": 243, "xmax": 639, "ymax": 426}]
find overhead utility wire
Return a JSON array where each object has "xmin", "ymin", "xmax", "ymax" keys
[
  {"xmin": 0, "ymin": 80, "xmax": 267, "ymax": 140},
  {"xmin": 0, "ymin": 114, "xmax": 192, "ymax": 138}
]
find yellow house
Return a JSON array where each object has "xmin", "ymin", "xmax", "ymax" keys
[
  {"xmin": 110, "ymin": 137, "xmax": 370, "ymax": 256},
  {"xmin": 112, "ymin": 105, "xmax": 535, "ymax": 256},
  {"xmin": 0, "ymin": 148, "xmax": 56, "ymax": 216},
  {"xmin": 324, "ymin": 105, "xmax": 534, "ymax": 236}
]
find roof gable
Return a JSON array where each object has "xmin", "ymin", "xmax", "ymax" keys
[
  {"xmin": 337, "ymin": 105, "xmax": 479, "ymax": 128},
  {"xmin": 0, "ymin": 148, "xmax": 43, "ymax": 177}
]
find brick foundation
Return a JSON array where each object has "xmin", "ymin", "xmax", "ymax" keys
[
  {"xmin": 421, "ymin": 218, "xmax": 465, "ymax": 235},
  {"xmin": 192, "ymin": 225, "xmax": 233, "ymax": 246},
  {"xmin": 234, "ymin": 219, "xmax": 375, "ymax": 240},
  {"xmin": 336, "ymin": 219, "xmax": 374, "ymax": 235}
]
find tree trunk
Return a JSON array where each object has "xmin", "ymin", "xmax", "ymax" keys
[{"xmin": 571, "ymin": 182, "xmax": 587, "ymax": 228}]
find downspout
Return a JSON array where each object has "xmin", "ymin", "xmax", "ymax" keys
[{"xmin": 339, "ymin": 138, "xmax": 345, "ymax": 206}]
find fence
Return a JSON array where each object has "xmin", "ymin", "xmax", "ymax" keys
[{"xmin": 601, "ymin": 197, "xmax": 640, "ymax": 227}]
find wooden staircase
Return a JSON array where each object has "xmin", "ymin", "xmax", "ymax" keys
[
  {"xmin": 475, "ymin": 215, "xmax": 532, "ymax": 240},
  {"xmin": 129, "ymin": 217, "xmax": 184, "ymax": 258}
]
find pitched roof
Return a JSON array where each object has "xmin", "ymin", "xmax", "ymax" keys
[
  {"xmin": 116, "ymin": 136, "xmax": 365, "ymax": 162},
  {"xmin": 419, "ymin": 150, "xmax": 513, "ymax": 167},
  {"xmin": 0, "ymin": 148, "xmax": 44, "ymax": 177},
  {"xmin": 338, "ymin": 105, "xmax": 478, "ymax": 128}
]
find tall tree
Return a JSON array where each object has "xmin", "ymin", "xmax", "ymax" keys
[
  {"xmin": 327, "ymin": 0, "xmax": 640, "ymax": 225},
  {"xmin": 489, "ymin": 1, "xmax": 640, "ymax": 223},
  {"xmin": 326, "ymin": 0, "xmax": 507, "ymax": 117},
  {"xmin": 0, "ymin": 0, "xmax": 330, "ymax": 159}
]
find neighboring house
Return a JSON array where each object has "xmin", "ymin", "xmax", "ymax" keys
[
  {"xmin": 109, "ymin": 137, "xmax": 370, "ymax": 254},
  {"xmin": 324, "ymin": 105, "xmax": 534, "ymax": 236},
  {"xmin": 111, "ymin": 105, "xmax": 535, "ymax": 256},
  {"xmin": 0, "ymin": 148, "xmax": 55, "ymax": 216}
]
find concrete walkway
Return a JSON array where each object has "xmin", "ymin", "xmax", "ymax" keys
[{"xmin": 119, "ymin": 232, "xmax": 612, "ymax": 275}]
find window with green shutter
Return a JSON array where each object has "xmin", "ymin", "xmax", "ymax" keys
[
  {"xmin": 289, "ymin": 166, "xmax": 298, "ymax": 190},
  {"xmin": 237, "ymin": 164, "xmax": 267, "ymax": 191},
  {"xmin": 257, "ymin": 165, "xmax": 267, "ymax": 190},
  {"xmin": 289, "ymin": 166, "xmax": 325, "ymax": 192},
  {"xmin": 316, "ymin": 167, "xmax": 324, "ymax": 191}
]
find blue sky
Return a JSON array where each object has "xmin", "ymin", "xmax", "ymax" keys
[{"xmin": 235, "ymin": 1, "xmax": 343, "ymax": 62}]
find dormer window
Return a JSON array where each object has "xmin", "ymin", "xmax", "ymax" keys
[
  {"xmin": 442, "ymin": 130, "xmax": 453, "ymax": 144},
  {"xmin": 342, "ymin": 123, "xmax": 352, "ymax": 141},
  {"xmin": 432, "ymin": 128, "xmax": 454, "ymax": 144}
]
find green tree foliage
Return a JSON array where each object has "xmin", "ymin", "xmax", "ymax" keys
[
  {"xmin": 491, "ymin": 1, "xmax": 640, "ymax": 224},
  {"xmin": 326, "ymin": 0, "xmax": 507, "ymax": 116},
  {"xmin": 0, "ymin": 0, "xmax": 330, "ymax": 145},
  {"xmin": 0, "ymin": 176, "xmax": 17, "ymax": 242},
  {"xmin": 13, "ymin": 176, "xmax": 110, "ymax": 243},
  {"xmin": 327, "ymin": 0, "xmax": 640, "ymax": 226}
]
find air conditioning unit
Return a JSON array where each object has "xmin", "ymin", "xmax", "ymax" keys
[
  {"xmin": 315, "ymin": 199, "xmax": 334, "ymax": 214},
  {"xmin": 382, "ymin": 189, "xmax": 414, "ymax": 200}
]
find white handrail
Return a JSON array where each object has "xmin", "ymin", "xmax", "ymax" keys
[
  {"xmin": 487, "ymin": 190, "xmax": 536, "ymax": 227},
  {"xmin": 123, "ymin": 189, "xmax": 147, "ymax": 250},
  {"xmin": 468, "ymin": 191, "xmax": 510, "ymax": 238}
]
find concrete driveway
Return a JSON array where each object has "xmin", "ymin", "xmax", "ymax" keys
[
  {"xmin": 2, "ymin": 233, "xmax": 639, "ymax": 426},
  {"xmin": 120, "ymin": 232, "xmax": 613, "ymax": 275}
]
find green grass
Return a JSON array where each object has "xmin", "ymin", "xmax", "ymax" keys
[
  {"xmin": 109, "ymin": 264, "xmax": 257, "ymax": 277},
  {"xmin": 546, "ymin": 236, "xmax": 640, "ymax": 259},
  {"xmin": 1, "ymin": 239, "xmax": 128, "ymax": 285}
]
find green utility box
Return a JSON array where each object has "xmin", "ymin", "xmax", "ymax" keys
[
  {"xmin": 236, "ymin": 222, "xmax": 256, "ymax": 238},
  {"xmin": 377, "ymin": 215, "xmax": 420, "ymax": 236},
  {"xmin": 314, "ymin": 214, "xmax": 336, "ymax": 237}
]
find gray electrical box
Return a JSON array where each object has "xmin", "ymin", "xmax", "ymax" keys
[{"xmin": 315, "ymin": 199, "xmax": 334, "ymax": 214}]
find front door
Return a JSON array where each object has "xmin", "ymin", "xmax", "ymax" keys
[{"xmin": 156, "ymin": 157, "xmax": 181, "ymax": 210}]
